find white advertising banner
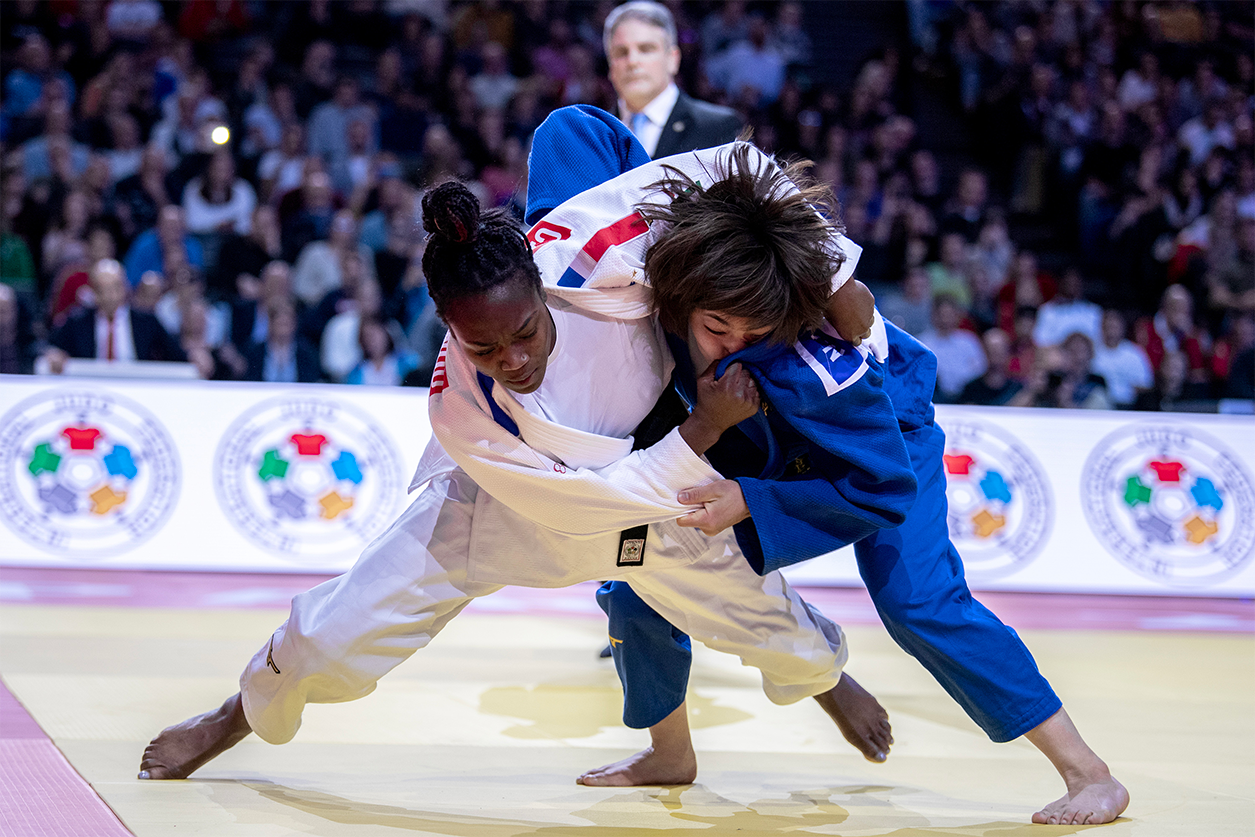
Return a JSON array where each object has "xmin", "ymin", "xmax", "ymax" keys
[
  {"xmin": 0, "ymin": 375, "xmax": 1252, "ymax": 596},
  {"xmin": 783, "ymin": 405, "xmax": 1255, "ymax": 597},
  {"xmin": 0, "ymin": 375, "xmax": 431, "ymax": 575}
]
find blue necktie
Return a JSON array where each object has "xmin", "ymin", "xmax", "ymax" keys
[{"xmin": 630, "ymin": 112, "xmax": 649, "ymax": 140}]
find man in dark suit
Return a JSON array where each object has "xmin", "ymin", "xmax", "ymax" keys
[
  {"xmin": 605, "ymin": 1, "xmax": 742, "ymax": 160},
  {"xmin": 242, "ymin": 296, "xmax": 322, "ymax": 384},
  {"xmin": 45, "ymin": 259, "xmax": 185, "ymax": 372}
]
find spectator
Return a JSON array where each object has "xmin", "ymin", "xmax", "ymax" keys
[
  {"xmin": 154, "ymin": 262, "xmax": 228, "ymax": 354},
  {"xmin": 1092, "ymin": 310, "xmax": 1154, "ymax": 408},
  {"xmin": 707, "ymin": 13, "xmax": 786, "ymax": 109},
  {"xmin": 344, "ymin": 316, "xmax": 419, "ymax": 386},
  {"xmin": 1221, "ymin": 336, "xmax": 1255, "ymax": 400},
  {"xmin": 468, "ymin": 42, "xmax": 518, "ymax": 111},
  {"xmin": 1037, "ymin": 332, "xmax": 1113, "ymax": 410},
  {"xmin": 926, "ymin": 232, "xmax": 972, "ymax": 310},
  {"xmin": 177, "ymin": 0, "xmax": 250, "ymax": 44},
  {"xmin": 320, "ymin": 261, "xmax": 383, "ymax": 382},
  {"xmin": 307, "ymin": 76, "xmax": 377, "ymax": 178},
  {"xmin": 879, "ymin": 265, "xmax": 933, "ymax": 337},
  {"xmin": 1, "ymin": 170, "xmax": 38, "ymax": 298},
  {"xmin": 996, "ymin": 250, "xmax": 1056, "ymax": 333},
  {"xmin": 1135, "ymin": 284, "xmax": 1209, "ymax": 379},
  {"xmin": 1177, "ymin": 99, "xmax": 1235, "ymax": 167},
  {"xmin": 45, "ymin": 258, "xmax": 185, "ymax": 371},
  {"xmin": 281, "ymin": 168, "xmax": 339, "ymax": 263},
  {"xmin": 1206, "ymin": 215, "xmax": 1255, "ymax": 321},
  {"xmin": 105, "ymin": 0, "xmax": 163, "ymax": 46},
  {"xmin": 2, "ymin": 34, "xmax": 77, "ymax": 139},
  {"xmin": 292, "ymin": 209, "xmax": 374, "ymax": 307},
  {"xmin": 0, "ymin": 284, "xmax": 36, "ymax": 374},
  {"xmin": 181, "ymin": 148, "xmax": 257, "ymax": 235},
  {"xmin": 243, "ymin": 296, "xmax": 321, "ymax": 383},
  {"xmin": 1032, "ymin": 267, "xmax": 1102, "ymax": 347},
  {"xmin": 257, "ymin": 123, "xmax": 308, "ymax": 204},
  {"xmin": 111, "ymin": 146, "xmax": 176, "ymax": 246},
  {"xmin": 918, "ymin": 294, "xmax": 987, "ymax": 402},
  {"xmin": 700, "ymin": 0, "xmax": 749, "ymax": 58},
  {"xmin": 293, "ymin": 40, "xmax": 337, "ymax": 120},
  {"xmin": 1210, "ymin": 314, "xmax": 1255, "ymax": 398},
  {"xmin": 1132, "ymin": 351, "xmax": 1209, "ymax": 411},
  {"xmin": 20, "ymin": 100, "xmax": 90, "ymax": 182},
  {"xmin": 772, "ymin": 2, "xmax": 812, "ymax": 69},
  {"xmin": 103, "ymin": 113, "xmax": 145, "ymax": 184},
  {"xmin": 123, "ymin": 204, "xmax": 205, "ymax": 287},
  {"xmin": 229, "ymin": 260, "xmax": 291, "ymax": 351},
  {"xmin": 48, "ymin": 225, "xmax": 117, "ymax": 326},
  {"xmin": 604, "ymin": 1, "xmax": 740, "ymax": 160},
  {"xmin": 213, "ymin": 205, "xmax": 283, "ymax": 300},
  {"xmin": 958, "ymin": 328, "xmax": 1028, "ymax": 406},
  {"xmin": 40, "ymin": 190, "xmax": 93, "ymax": 287},
  {"xmin": 940, "ymin": 168, "xmax": 989, "ymax": 242}
]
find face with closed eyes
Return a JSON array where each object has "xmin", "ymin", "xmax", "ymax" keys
[
  {"xmin": 443, "ymin": 275, "xmax": 556, "ymax": 394},
  {"xmin": 686, "ymin": 309, "xmax": 772, "ymax": 370}
]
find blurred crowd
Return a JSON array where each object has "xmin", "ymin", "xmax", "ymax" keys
[
  {"xmin": 1, "ymin": 0, "xmax": 1251, "ymax": 409},
  {"xmin": 883, "ymin": 0, "xmax": 1255, "ymax": 409}
]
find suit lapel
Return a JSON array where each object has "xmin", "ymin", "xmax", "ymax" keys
[{"xmin": 652, "ymin": 94, "xmax": 693, "ymax": 159}]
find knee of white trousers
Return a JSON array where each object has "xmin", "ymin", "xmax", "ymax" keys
[
  {"xmin": 758, "ymin": 622, "xmax": 849, "ymax": 705},
  {"xmin": 239, "ymin": 615, "xmax": 384, "ymax": 745}
]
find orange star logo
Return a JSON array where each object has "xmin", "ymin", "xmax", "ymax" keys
[
  {"xmin": 89, "ymin": 485, "xmax": 126, "ymax": 515},
  {"xmin": 318, "ymin": 491, "xmax": 354, "ymax": 520},
  {"xmin": 1183, "ymin": 515, "xmax": 1219, "ymax": 545},
  {"xmin": 971, "ymin": 509, "xmax": 1006, "ymax": 538}
]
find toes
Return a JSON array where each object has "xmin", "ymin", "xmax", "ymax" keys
[{"xmin": 1032, "ymin": 811, "xmax": 1049, "ymax": 824}]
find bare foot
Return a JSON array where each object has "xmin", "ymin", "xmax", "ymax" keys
[
  {"xmin": 813, "ymin": 673, "xmax": 892, "ymax": 762},
  {"xmin": 138, "ymin": 693, "xmax": 252, "ymax": 780},
  {"xmin": 1023, "ymin": 708, "xmax": 1129, "ymax": 824},
  {"xmin": 577, "ymin": 744, "xmax": 698, "ymax": 787},
  {"xmin": 1032, "ymin": 775, "xmax": 1129, "ymax": 825},
  {"xmin": 577, "ymin": 700, "xmax": 697, "ymax": 786}
]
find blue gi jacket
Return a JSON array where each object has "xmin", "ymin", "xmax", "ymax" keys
[{"xmin": 667, "ymin": 326, "xmax": 922, "ymax": 575}]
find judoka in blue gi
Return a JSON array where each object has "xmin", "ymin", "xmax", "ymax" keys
[{"xmin": 525, "ymin": 105, "xmax": 1128, "ymax": 827}]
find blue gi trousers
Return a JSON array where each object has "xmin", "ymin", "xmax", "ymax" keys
[{"xmin": 603, "ymin": 419, "xmax": 1061, "ymax": 742}]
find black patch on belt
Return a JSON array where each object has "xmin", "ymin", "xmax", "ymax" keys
[{"xmin": 617, "ymin": 524, "xmax": 648, "ymax": 566}]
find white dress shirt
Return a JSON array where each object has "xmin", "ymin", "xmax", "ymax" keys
[
  {"xmin": 619, "ymin": 83, "xmax": 679, "ymax": 158},
  {"xmin": 95, "ymin": 306, "xmax": 136, "ymax": 362}
]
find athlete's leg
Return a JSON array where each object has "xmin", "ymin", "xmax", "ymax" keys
[
  {"xmin": 580, "ymin": 529, "xmax": 890, "ymax": 785},
  {"xmin": 140, "ymin": 470, "xmax": 502, "ymax": 779},
  {"xmin": 856, "ymin": 421, "xmax": 1125, "ymax": 823}
]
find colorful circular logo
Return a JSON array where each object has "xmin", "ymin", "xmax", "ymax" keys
[
  {"xmin": 940, "ymin": 420, "xmax": 1053, "ymax": 580},
  {"xmin": 214, "ymin": 397, "xmax": 404, "ymax": 564},
  {"xmin": 0, "ymin": 390, "xmax": 181, "ymax": 555},
  {"xmin": 1081, "ymin": 424, "xmax": 1255, "ymax": 587}
]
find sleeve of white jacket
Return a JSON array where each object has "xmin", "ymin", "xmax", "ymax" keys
[{"xmin": 428, "ymin": 342, "xmax": 723, "ymax": 539}]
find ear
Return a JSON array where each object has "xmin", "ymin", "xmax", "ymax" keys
[{"xmin": 667, "ymin": 46, "xmax": 681, "ymax": 77}]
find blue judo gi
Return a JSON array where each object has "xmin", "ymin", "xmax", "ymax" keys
[{"xmin": 527, "ymin": 105, "xmax": 1061, "ymax": 743}]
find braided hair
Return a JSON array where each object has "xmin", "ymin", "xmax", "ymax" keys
[{"xmin": 421, "ymin": 181, "xmax": 542, "ymax": 320}]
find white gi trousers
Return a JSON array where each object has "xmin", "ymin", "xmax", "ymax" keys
[{"xmin": 240, "ymin": 470, "xmax": 848, "ymax": 745}]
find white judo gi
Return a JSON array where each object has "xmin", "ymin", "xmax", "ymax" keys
[{"xmin": 239, "ymin": 147, "xmax": 853, "ymax": 746}]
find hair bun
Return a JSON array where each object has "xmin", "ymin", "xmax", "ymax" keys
[{"xmin": 422, "ymin": 181, "xmax": 480, "ymax": 244}]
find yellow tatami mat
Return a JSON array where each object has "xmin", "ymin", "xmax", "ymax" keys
[{"xmin": 2, "ymin": 600, "xmax": 1252, "ymax": 836}]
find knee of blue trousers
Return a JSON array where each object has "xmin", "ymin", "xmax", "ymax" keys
[{"xmin": 598, "ymin": 581, "xmax": 692, "ymax": 729}]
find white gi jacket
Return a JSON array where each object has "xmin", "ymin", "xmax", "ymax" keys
[{"xmin": 415, "ymin": 144, "xmax": 879, "ymax": 587}]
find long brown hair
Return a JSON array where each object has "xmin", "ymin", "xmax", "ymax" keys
[{"xmin": 637, "ymin": 142, "xmax": 844, "ymax": 344}]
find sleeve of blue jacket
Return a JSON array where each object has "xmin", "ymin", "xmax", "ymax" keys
[{"xmin": 723, "ymin": 338, "xmax": 918, "ymax": 576}]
